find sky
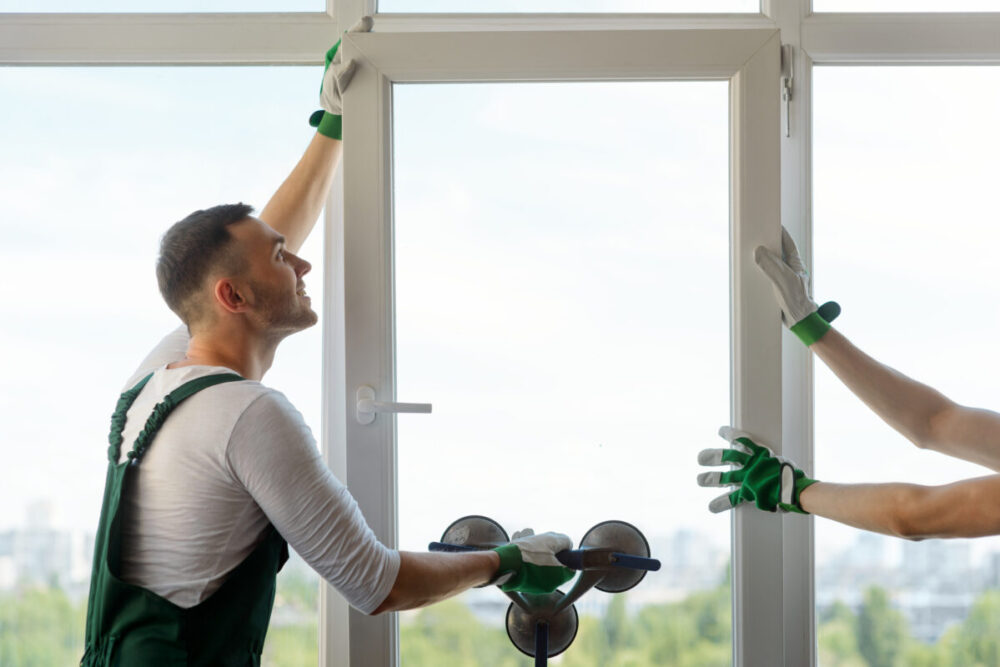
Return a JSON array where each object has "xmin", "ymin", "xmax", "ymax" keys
[
  {"xmin": 391, "ymin": 81, "xmax": 730, "ymax": 553},
  {"xmin": 4, "ymin": 56, "xmax": 1000, "ymax": 638}
]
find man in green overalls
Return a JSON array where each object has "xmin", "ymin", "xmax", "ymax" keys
[{"xmin": 81, "ymin": 25, "xmax": 575, "ymax": 666}]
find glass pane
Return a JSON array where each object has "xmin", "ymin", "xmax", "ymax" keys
[
  {"xmin": 814, "ymin": 66, "xmax": 1000, "ymax": 665},
  {"xmin": 380, "ymin": 0, "xmax": 757, "ymax": 13},
  {"xmin": 0, "ymin": 0, "xmax": 320, "ymax": 12},
  {"xmin": 394, "ymin": 82, "xmax": 731, "ymax": 666},
  {"xmin": 814, "ymin": 0, "xmax": 1000, "ymax": 11},
  {"xmin": 0, "ymin": 67, "xmax": 322, "ymax": 664}
]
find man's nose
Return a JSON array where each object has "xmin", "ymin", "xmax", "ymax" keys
[{"xmin": 290, "ymin": 252, "xmax": 311, "ymax": 276}]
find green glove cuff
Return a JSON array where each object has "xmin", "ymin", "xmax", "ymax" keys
[
  {"xmin": 790, "ymin": 311, "xmax": 832, "ymax": 346},
  {"xmin": 779, "ymin": 476, "xmax": 819, "ymax": 515},
  {"xmin": 493, "ymin": 544, "xmax": 521, "ymax": 573},
  {"xmin": 310, "ymin": 111, "xmax": 343, "ymax": 140}
]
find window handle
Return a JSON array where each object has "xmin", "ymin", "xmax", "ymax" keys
[{"xmin": 355, "ymin": 385, "xmax": 432, "ymax": 425}]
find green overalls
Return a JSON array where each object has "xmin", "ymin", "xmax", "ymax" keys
[{"xmin": 81, "ymin": 371, "xmax": 289, "ymax": 666}]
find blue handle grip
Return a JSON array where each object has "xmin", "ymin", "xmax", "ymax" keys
[
  {"xmin": 609, "ymin": 552, "xmax": 661, "ymax": 572},
  {"xmin": 555, "ymin": 549, "xmax": 660, "ymax": 572}
]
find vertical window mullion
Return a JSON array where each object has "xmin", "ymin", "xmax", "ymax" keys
[{"xmin": 729, "ymin": 30, "xmax": 786, "ymax": 667}]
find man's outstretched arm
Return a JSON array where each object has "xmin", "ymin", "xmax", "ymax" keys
[
  {"xmin": 800, "ymin": 476, "xmax": 1000, "ymax": 540},
  {"xmin": 756, "ymin": 227, "xmax": 1000, "ymax": 471},
  {"xmin": 371, "ymin": 551, "xmax": 500, "ymax": 614},
  {"xmin": 698, "ymin": 428, "xmax": 1000, "ymax": 539},
  {"xmin": 810, "ymin": 329, "xmax": 1000, "ymax": 472}
]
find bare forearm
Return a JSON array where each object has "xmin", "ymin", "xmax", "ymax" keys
[
  {"xmin": 811, "ymin": 328, "xmax": 952, "ymax": 448},
  {"xmin": 801, "ymin": 477, "xmax": 1000, "ymax": 539},
  {"xmin": 259, "ymin": 132, "xmax": 342, "ymax": 253},
  {"xmin": 372, "ymin": 550, "xmax": 500, "ymax": 615},
  {"xmin": 800, "ymin": 481, "xmax": 919, "ymax": 537}
]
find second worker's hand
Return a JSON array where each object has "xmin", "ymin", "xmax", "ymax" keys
[
  {"xmin": 754, "ymin": 226, "xmax": 841, "ymax": 346},
  {"xmin": 697, "ymin": 426, "xmax": 818, "ymax": 514}
]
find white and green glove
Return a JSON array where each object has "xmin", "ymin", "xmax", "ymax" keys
[
  {"xmin": 755, "ymin": 226, "xmax": 841, "ymax": 346},
  {"xmin": 697, "ymin": 426, "xmax": 818, "ymax": 514},
  {"xmin": 492, "ymin": 529, "xmax": 576, "ymax": 595},
  {"xmin": 308, "ymin": 16, "xmax": 373, "ymax": 140}
]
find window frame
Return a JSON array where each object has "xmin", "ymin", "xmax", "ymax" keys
[
  {"xmin": 338, "ymin": 24, "xmax": 784, "ymax": 666},
  {"xmin": 6, "ymin": 0, "xmax": 1000, "ymax": 664}
]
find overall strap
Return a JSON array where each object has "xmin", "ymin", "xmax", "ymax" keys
[
  {"xmin": 125, "ymin": 372, "xmax": 244, "ymax": 465},
  {"xmin": 107, "ymin": 373, "xmax": 154, "ymax": 464}
]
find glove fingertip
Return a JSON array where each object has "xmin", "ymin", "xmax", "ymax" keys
[
  {"xmin": 697, "ymin": 471, "xmax": 721, "ymax": 487},
  {"xmin": 697, "ymin": 448, "xmax": 720, "ymax": 465},
  {"xmin": 350, "ymin": 15, "xmax": 374, "ymax": 33},
  {"xmin": 753, "ymin": 245, "xmax": 768, "ymax": 265},
  {"xmin": 709, "ymin": 496, "xmax": 734, "ymax": 513},
  {"xmin": 335, "ymin": 59, "xmax": 358, "ymax": 92}
]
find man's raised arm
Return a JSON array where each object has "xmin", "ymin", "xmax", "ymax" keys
[
  {"xmin": 259, "ymin": 133, "xmax": 341, "ymax": 254},
  {"xmin": 259, "ymin": 18, "xmax": 372, "ymax": 253}
]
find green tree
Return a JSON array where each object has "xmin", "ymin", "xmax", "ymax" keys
[
  {"xmin": 603, "ymin": 594, "xmax": 630, "ymax": 652},
  {"xmin": 947, "ymin": 589, "xmax": 1000, "ymax": 666},
  {"xmin": 399, "ymin": 598, "xmax": 522, "ymax": 666},
  {"xmin": 0, "ymin": 585, "xmax": 86, "ymax": 666},
  {"xmin": 262, "ymin": 567, "xmax": 319, "ymax": 667},
  {"xmin": 902, "ymin": 637, "xmax": 950, "ymax": 667},
  {"xmin": 856, "ymin": 586, "xmax": 907, "ymax": 667},
  {"xmin": 818, "ymin": 601, "xmax": 865, "ymax": 667}
]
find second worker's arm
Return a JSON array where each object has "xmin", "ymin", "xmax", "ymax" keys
[
  {"xmin": 810, "ymin": 328, "xmax": 1000, "ymax": 472},
  {"xmin": 757, "ymin": 227, "xmax": 1000, "ymax": 471},
  {"xmin": 699, "ymin": 428, "xmax": 1000, "ymax": 539},
  {"xmin": 799, "ymin": 475, "xmax": 1000, "ymax": 539}
]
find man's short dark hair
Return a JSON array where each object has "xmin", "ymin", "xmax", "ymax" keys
[{"xmin": 156, "ymin": 203, "xmax": 254, "ymax": 328}]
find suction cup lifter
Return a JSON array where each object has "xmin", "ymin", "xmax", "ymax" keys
[{"xmin": 428, "ymin": 516, "xmax": 661, "ymax": 667}]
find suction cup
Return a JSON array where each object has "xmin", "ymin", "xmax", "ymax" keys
[
  {"xmin": 440, "ymin": 515, "xmax": 509, "ymax": 549},
  {"xmin": 505, "ymin": 592, "xmax": 579, "ymax": 659},
  {"xmin": 580, "ymin": 520, "xmax": 651, "ymax": 593}
]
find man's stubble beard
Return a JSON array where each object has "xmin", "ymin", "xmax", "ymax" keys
[{"xmin": 250, "ymin": 279, "xmax": 318, "ymax": 338}]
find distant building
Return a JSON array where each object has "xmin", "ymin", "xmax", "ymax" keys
[
  {"xmin": 818, "ymin": 532, "xmax": 989, "ymax": 643},
  {"xmin": 0, "ymin": 501, "xmax": 91, "ymax": 592}
]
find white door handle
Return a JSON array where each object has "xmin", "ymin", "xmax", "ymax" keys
[{"xmin": 356, "ymin": 385, "xmax": 432, "ymax": 425}]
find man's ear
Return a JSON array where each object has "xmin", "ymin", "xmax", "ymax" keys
[{"xmin": 213, "ymin": 278, "xmax": 251, "ymax": 314}]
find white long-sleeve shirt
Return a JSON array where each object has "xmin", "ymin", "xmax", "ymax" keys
[{"xmin": 115, "ymin": 327, "xmax": 399, "ymax": 614}]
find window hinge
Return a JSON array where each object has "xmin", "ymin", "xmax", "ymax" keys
[{"xmin": 781, "ymin": 44, "xmax": 794, "ymax": 138}]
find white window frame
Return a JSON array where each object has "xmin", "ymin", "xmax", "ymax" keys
[
  {"xmin": 338, "ymin": 22, "xmax": 784, "ymax": 667},
  {"xmin": 5, "ymin": 0, "xmax": 1000, "ymax": 664}
]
